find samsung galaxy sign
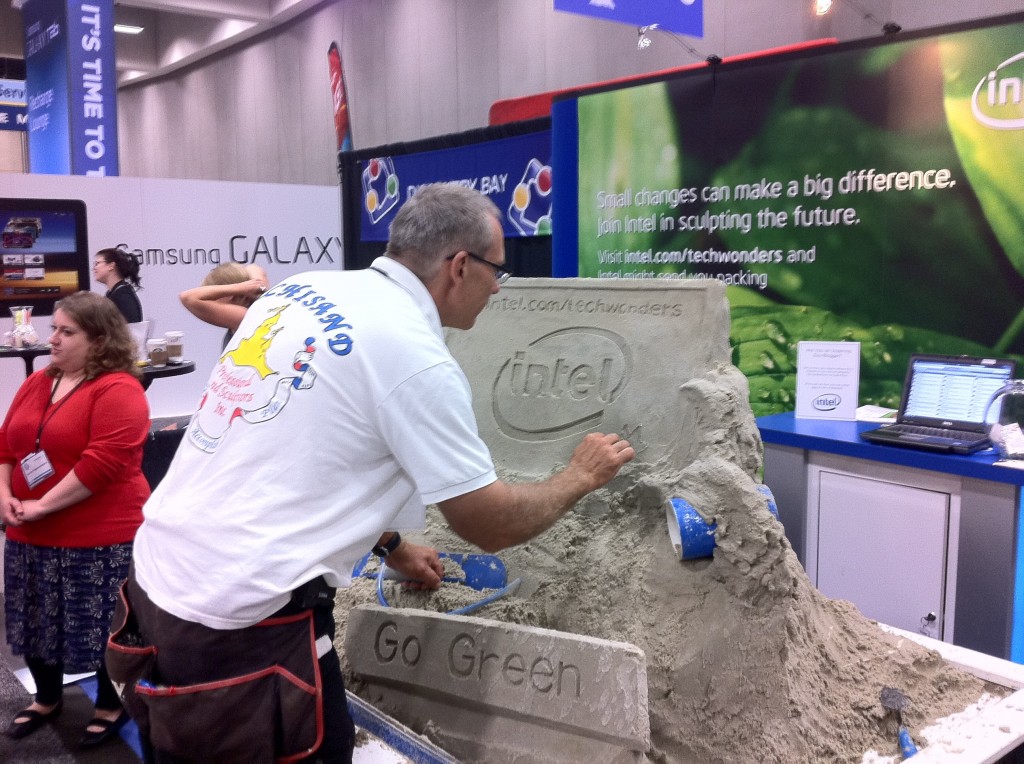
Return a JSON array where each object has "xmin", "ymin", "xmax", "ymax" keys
[{"xmin": 973, "ymin": 51, "xmax": 1024, "ymax": 130}]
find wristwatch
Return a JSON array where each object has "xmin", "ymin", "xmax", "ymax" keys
[{"xmin": 372, "ymin": 532, "xmax": 401, "ymax": 558}]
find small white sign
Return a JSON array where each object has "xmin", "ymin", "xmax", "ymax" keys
[{"xmin": 795, "ymin": 341, "xmax": 860, "ymax": 420}]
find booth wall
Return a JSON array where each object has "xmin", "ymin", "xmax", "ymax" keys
[
  {"xmin": 2, "ymin": 0, "xmax": 1021, "ymax": 185},
  {"xmin": 0, "ymin": 173, "xmax": 342, "ymax": 419},
  {"xmin": 561, "ymin": 14, "xmax": 1024, "ymax": 415}
]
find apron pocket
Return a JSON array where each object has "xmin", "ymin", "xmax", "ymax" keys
[
  {"xmin": 138, "ymin": 665, "xmax": 320, "ymax": 762},
  {"xmin": 105, "ymin": 582, "xmax": 158, "ymax": 728}
]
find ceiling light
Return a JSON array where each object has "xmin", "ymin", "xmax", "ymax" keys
[
  {"xmin": 815, "ymin": 0, "xmax": 833, "ymax": 15},
  {"xmin": 114, "ymin": 24, "xmax": 145, "ymax": 35}
]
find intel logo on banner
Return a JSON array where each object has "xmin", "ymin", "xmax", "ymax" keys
[
  {"xmin": 972, "ymin": 51, "xmax": 1024, "ymax": 130},
  {"xmin": 554, "ymin": 0, "xmax": 703, "ymax": 39}
]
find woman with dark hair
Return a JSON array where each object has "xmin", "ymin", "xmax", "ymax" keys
[
  {"xmin": 93, "ymin": 247, "xmax": 143, "ymax": 323},
  {"xmin": 0, "ymin": 291, "xmax": 150, "ymax": 749}
]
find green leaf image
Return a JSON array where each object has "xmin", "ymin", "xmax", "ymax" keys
[{"xmin": 730, "ymin": 296, "xmax": 1017, "ymax": 416}]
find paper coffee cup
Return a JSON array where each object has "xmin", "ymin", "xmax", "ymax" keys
[
  {"xmin": 147, "ymin": 338, "xmax": 168, "ymax": 367},
  {"xmin": 165, "ymin": 331, "xmax": 184, "ymax": 364}
]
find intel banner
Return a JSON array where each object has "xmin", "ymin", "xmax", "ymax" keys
[
  {"xmin": 569, "ymin": 15, "xmax": 1024, "ymax": 415},
  {"xmin": 359, "ymin": 131, "xmax": 552, "ymax": 241},
  {"xmin": 554, "ymin": 0, "xmax": 703, "ymax": 39},
  {"xmin": 0, "ymin": 78, "xmax": 27, "ymax": 132},
  {"xmin": 23, "ymin": 0, "xmax": 118, "ymax": 175}
]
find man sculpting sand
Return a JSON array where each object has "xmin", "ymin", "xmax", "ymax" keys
[
  {"xmin": 105, "ymin": 184, "xmax": 635, "ymax": 762},
  {"xmin": 337, "ymin": 273, "xmax": 1007, "ymax": 762}
]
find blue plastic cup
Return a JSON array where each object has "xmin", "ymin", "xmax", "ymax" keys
[{"xmin": 666, "ymin": 486, "xmax": 780, "ymax": 560}]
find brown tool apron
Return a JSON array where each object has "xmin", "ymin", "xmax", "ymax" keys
[{"xmin": 105, "ymin": 578, "xmax": 323, "ymax": 762}]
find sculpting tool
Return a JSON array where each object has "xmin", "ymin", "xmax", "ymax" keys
[{"xmin": 880, "ymin": 687, "xmax": 919, "ymax": 759}]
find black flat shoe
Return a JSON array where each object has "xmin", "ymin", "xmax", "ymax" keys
[
  {"xmin": 78, "ymin": 710, "xmax": 130, "ymax": 749},
  {"xmin": 4, "ymin": 700, "xmax": 63, "ymax": 739}
]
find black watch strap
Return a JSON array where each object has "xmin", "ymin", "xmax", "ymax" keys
[{"xmin": 372, "ymin": 532, "xmax": 401, "ymax": 558}]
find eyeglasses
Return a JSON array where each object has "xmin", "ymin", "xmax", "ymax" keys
[{"xmin": 448, "ymin": 251, "xmax": 512, "ymax": 284}]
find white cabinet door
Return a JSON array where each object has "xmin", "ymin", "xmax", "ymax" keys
[{"xmin": 816, "ymin": 470, "xmax": 950, "ymax": 637}]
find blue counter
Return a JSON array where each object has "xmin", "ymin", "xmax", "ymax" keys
[
  {"xmin": 757, "ymin": 412, "xmax": 1024, "ymax": 487},
  {"xmin": 758, "ymin": 412, "xmax": 1024, "ymax": 664}
]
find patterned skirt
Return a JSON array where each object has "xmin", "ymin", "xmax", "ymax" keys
[{"xmin": 4, "ymin": 539, "xmax": 133, "ymax": 674}]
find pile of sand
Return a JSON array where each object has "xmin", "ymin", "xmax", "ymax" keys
[{"xmin": 335, "ymin": 364, "xmax": 1005, "ymax": 762}]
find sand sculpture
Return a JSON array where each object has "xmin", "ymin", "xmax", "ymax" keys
[{"xmin": 335, "ymin": 279, "xmax": 1002, "ymax": 762}]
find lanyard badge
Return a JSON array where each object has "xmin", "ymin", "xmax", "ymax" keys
[
  {"xmin": 21, "ymin": 451, "xmax": 55, "ymax": 490},
  {"xmin": 23, "ymin": 373, "xmax": 86, "ymax": 491}
]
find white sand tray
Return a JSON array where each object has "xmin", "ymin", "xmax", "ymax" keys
[{"xmin": 867, "ymin": 625, "xmax": 1024, "ymax": 764}]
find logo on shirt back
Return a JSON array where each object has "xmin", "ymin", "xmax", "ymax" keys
[
  {"xmin": 187, "ymin": 305, "xmax": 319, "ymax": 453},
  {"xmin": 490, "ymin": 327, "xmax": 631, "ymax": 441}
]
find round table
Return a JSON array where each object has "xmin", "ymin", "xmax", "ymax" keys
[
  {"xmin": 0, "ymin": 345, "xmax": 52, "ymax": 377},
  {"xmin": 141, "ymin": 360, "xmax": 196, "ymax": 390}
]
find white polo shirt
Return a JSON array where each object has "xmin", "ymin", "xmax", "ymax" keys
[{"xmin": 132, "ymin": 258, "xmax": 497, "ymax": 629}]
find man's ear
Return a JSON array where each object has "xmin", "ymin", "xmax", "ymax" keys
[
  {"xmin": 446, "ymin": 251, "xmax": 468, "ymax": 285},
  {"xmin": 426, "ymin": 253, "xmax": 466, "ymax": 329}
]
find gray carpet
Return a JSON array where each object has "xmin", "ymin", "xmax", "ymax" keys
[{"xmin": 0, "ymin": 595, "xmax": 140, "ymax": 763}]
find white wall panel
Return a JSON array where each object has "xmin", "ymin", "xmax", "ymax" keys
[
  {"xmin": 496, "ymin": 2, "xmax": 549, "ymax": 99},
  {"xmin": 181, "ymin": 69, "xmax": 211, "ymax": 180},
  {"xmin": 210, "ymin": 60, "xmax": 242, "ymax": 180},
  {"xmin": 420, "ymin": 1, "xmax": 460, "ymax": 138},
  {"xmin": 386, "ymin": 2, "xmax": 430, "ymax": 147},
  {"xmin": 340, "ymin": 0, "xmax": 388, "ymax": 150},
  {"xmin": 454, "ymin": 2, "xmax": 501, "ymax": 129},
  {"xmin": 7, "ymin": 0, "xmax": 1021, "ymax": 185},
  {"xmin": 281, "ymin": 19, "xmax": 336, "ymax": 185}
]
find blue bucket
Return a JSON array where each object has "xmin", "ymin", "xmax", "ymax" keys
[
  {"xmin": 666, "ymin": 486, "xmax": 780, "ymax": 561},
  {"xmin": 757, "ymin": 484, "xmax": 779, "ymax": 519},
  {"xmin": 667, "ymin": 497, "xmax": 717, "ymax": 560}
]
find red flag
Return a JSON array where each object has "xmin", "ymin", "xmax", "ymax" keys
[{"xmin": 328, "ymin": 42, "xmax": 353, "ymax": 153}]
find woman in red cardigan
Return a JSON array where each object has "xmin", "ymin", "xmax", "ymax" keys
[{"xmin": 0, "ymin": 291, "xmax": 150, "ymax": 748}]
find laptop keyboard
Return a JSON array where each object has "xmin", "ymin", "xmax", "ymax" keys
[{"xmin": 892, "ymin": 424, "xmax": 983, "ymax": 440}]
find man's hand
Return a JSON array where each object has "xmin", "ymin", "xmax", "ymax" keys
[
  {"xmin": 383, "ymin": 540, "xmax": 444, "ymax": 590},
  {"xmin": 437, "ymin": 431, "xmax": 635, "ymax": 553},
  {"xmin": 567, "ymin": 432, "xmax": 636, "ymax": 492}
]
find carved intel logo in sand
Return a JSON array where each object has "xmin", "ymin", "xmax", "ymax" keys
[{"xmin": 492, "ymin": 327, "xmax": 631, "ymax": 441}]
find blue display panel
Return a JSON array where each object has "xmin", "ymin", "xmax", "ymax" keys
[
  {"xmin": 23, "ymin": 0, "xmax": 118, "ymax": 175},
  {"xmin": 358, "ymin": 132, "xmax": 552, "ymax": 241},
  {"xmin": 554, "ymin": 0, "xmax": 703, "ymax": 39}
]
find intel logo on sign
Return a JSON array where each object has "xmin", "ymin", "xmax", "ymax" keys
[{"xmin": 812, "ymin": 394, "xmax": 842, "ymax": 411}]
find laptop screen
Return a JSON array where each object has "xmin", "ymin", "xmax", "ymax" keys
[{"xmin": 901, "ymin": 355, "xmax": 1015, "ymax": 426}]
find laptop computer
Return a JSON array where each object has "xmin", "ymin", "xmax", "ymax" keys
[{"xmin": 860, "ymin": 354, "xmax": 1016, "ymax": 454}]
